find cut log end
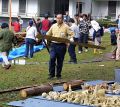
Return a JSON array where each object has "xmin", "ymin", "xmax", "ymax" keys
[
  {"xmin": 20, "ymin": 90, "xmax": 27, "ymax": 98},
  {"xmin": 63, "ymin": 83, "xmax": 68, "ymax": 91}
]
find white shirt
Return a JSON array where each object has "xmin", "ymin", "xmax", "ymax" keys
[
  {"xmin": 70, "ymin": 23, "xmax": 80, "ymax": 38},
  {"xmin": 26, "ymin": 26, "xmax": 37, "ymax": 40},
  {"xmin": 91, "ymin": 20, "xmax": 100, "ymax": 32},
  {"xmin": 19, "ymin": 19, "xmax": 23, "ymax": 25}
]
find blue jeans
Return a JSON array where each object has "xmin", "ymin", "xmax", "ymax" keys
[
  {"xmin": 41, "ymin": 30, "xmax": 47, "ymax": 36},
  {"xmin": 49, "ymin": 43, "xmax": 66, "ymax": 78},
  {"xmin": 78, "ymin": 33, "xmax": 88, "ymax": 51},
  {"xmin": 24, "ymin": 38, "xmax": 35, "ymax": 58}
]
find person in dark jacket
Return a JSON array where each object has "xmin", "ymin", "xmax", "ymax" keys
[
  {"xmin": 109, "ymin": 25, "xmax": 117, "ymax": 59},
  {"xmin": 0, "ymin": 23, "xmax": 16, "ymax": 69}
]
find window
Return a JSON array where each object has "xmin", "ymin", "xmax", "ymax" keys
[
  {"xmin": 19, "ymin": 0, "xmax": 26, "ymax": 14},
  {"xmin": 2, "ymin": 0, "xmax": 9, "ymax": 13},
  {"xmin": 108, "ymin": 1, "xmax": 116, "ymax": 18},
  {"xmin": 55, "ymin": 0, "xmax": 69, "ymax": 15},
  {"xmin": 76, "ymin": 2, "xmax": 82, "ymax": 14}
]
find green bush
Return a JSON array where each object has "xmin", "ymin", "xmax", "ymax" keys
[{"xmin": 97, "ymin": 19, "xmax": 117, "ymax": 28}]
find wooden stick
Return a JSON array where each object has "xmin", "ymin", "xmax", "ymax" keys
[
  {"xmin": 9, "ymin": 0, "xmax": 12, "ymax": 30},
  {"xmin": 0, "ymin": 85, "xmax": 38, "ymax": 94}
]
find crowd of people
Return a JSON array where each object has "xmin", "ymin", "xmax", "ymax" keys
[{"xmin": 0, "ymin": 12, "xmax": 120, "ymax": 80}]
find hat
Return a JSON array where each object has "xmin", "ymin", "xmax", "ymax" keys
[
  {"xmin": 1, "ymin": 23, "xmax": 9, "ymax": 29},
  {"xmin": 29, "ymin": 20, "xmax": 33, "ymax": 26}
]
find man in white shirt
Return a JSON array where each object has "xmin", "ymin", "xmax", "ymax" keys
[{"xmin": 68, "ymin": 18, "xmax": 80, "ymax": 64}]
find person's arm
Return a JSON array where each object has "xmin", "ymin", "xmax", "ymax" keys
[
  {"xmin": 66, "ymin": 26, "xmax": 74, "ymax": 42},
  {"xmin": 34, "ymin": 27, "xmax": 38, "ymax": 37},
  {"xmin": 0, "ymin": 32, "xmax": 3, "ymax": 39},
  {"xmin": 46, "ymin": 26, "xmax": 53, "ymax": 36}
]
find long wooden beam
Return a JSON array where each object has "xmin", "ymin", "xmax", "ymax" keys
[{"xmin": 14, "ymin": 32, "xmax": 105, "ymax": 50}]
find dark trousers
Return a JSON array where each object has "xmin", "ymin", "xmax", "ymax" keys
[
  {"xmin": 25, "ymin": 38, "xmax": 35, "ymax": 58},
  {"xmin": 49, "ymin": 43, "xmax": 66, "ymax": 77},
  {"xmin": 78, "ymin": 33, "xmax": 88, "ymax": 51},
  {"xmin": 68, "ymin": 38, "xmax": 78, "ymax": 62}
]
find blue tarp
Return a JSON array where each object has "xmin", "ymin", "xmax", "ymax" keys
[{"xmin": 0, "ymin": 44, "xmax": 44, "ymax": 62}]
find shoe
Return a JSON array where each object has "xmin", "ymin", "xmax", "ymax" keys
[
  {"xmin": 99, "ymin": 51, "xmax": 103, "ymax": 54},
  {"xmin": 57, "ymin": 77, "xmax": 62, "ymax": 80},
  {"xmin": 5, "ymin": 64, "xmax": 11, "ymax": 70},
  {"xmin": 94, "ymin": 49, "xmax": 97, "ymax": 54},
  {"xmin": 24, "ymin": 57, "xmax": 28, "ymax": 59},
  {"xmin": 111, "ymin": 56, "xmax": 115, "ymax": 59},
  {"xmin": 47, "ymin": 76, "xmax": 55, "ymax": 80},
  {"xmin": 85, "ymin": 49, "xmax": 88, "ymax": 52},
  {"xmin": 78, "ymin": 51, "xmax": 82, "ymax": 54}
]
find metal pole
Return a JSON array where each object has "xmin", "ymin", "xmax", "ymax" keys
[{"xmin": 9, "ymin": 0, "xmax": 12, "ymax": 30}]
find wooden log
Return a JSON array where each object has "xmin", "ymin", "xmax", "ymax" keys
[
  {"xmin": 37, "ymin": 35, "xmax": 105, "ymax": 50},
  {"xmin": 63, "ymin": 80, "xmax": 84, "ymax": 91},
  {"xmin": 20, "ymin": 84, "xmax": 53, "ymax": 98},
  {"xmin": 14, "ymin": 32, "xmax": 105, "ymax": 50}
]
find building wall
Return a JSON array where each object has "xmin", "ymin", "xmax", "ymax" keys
[
  {"xmin": 69, "ymin": 0, "xmax": 91, "ymax": 18},
  {"xmin": 116, "ymin": 1, "xmax": 120, "ymax": 18},
  {"xmin": 92, "ymin": 1, "xmax": 108, "ymax": 19},
  {"xmin": 39, "ymin": 0, "xmax": 54, "ymax": 17},
  {"xmin": 0, "ymin": 0, "xmax": 2, "ymax": 14},
  {"xmin": 11, "ymin": 0, "xmax": 19, "ymax": 16},
  {"xmin": 26, "ymin": 0, "xmax": 38, "ymax": 17}
]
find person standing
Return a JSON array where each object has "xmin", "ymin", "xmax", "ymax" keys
[
  {"xmin": 41, "ymin": 14, "xmax": 51, "ymax": 36},
  {"xmin": 64, "ymin": 11, "xmax": 70, "ymax": 23},
  {"xmin": 78, "ymin": 14, "xmax": 90, "ymax": 53},
  {"xmin": 36, "ymin": 18, "xmax": 42, "ymax": 32},
  {"xmin": 116, "ymin": 34, "xmax": 120, "ymax": 60},
  {"xmin": 74, "ymin": 14, "xmax": 80, "ymax": 26},
  {"xmin": 109, "ymin": 25, "xmax": 117, "ymax": 59},
  {"xmin": 18, "ymin": 16, "xmax": 23, "ymax": 31},
  {"xmin": 68, "ymin": 18, "xmax": 79, "ymax": 64},
  {"xmin": 46, "ymin": 14, "xmax": 74, "ymax": 79},
  {"xmin": 0, "ymin": 23, "xmax": 16, "ymax": 69},
  {"xmin": 24, "ymin": 20, "xmax": 38, "ymax": 58},
  {"xmin": 11, "ymin": 19, "xmax": 21, "ymax": 33},
  {"xmin": 91, "ymin": 20, "xmax": 103, "ymax": 54}
]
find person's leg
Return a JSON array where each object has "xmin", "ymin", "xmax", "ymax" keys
[
  {"xmin": 116, "ymin": 36, "xmax": 120, "ymax": 60},
  {"xmin": 49, "ymin": 43, "xmax": 57, "ymax": 78},
  {"xmin": 84, "ymin": 34, "xmax": 89, "ymax": 51},
  {"xmin": 56, "ymin": 44, "xmax": 66, "ymax": 78},
  {"xmin": 29, "ymin": 39, "xmax": 35, "ymax": 58},
  {"xmin": 68, "ymin": 44, "xmax": 73, "ymax": 62},
  {"xmin": 24, "ymin": 38, "xmax": 29, "ymax": 58},
  {"xmin": 78, "ymin": 34, "xmax": 83, "ymax": 53},
  {"xmin": 1, "ymin": 52, "xmax": 10, "ymax": 65},
  {"xmin": 1, "ymin": 52, "xmax": 11, "ymax": 69},
  {"xmin": 68, "ymin": 43, "xmax": 77, "ymax": 63}
]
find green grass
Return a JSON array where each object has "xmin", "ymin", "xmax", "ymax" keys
[{"xmin": 0, "ymin": 33, "xmax": 120, "ymax": 106}]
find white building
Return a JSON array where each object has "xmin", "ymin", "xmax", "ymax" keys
[{"xmin": 0, "ymin": 0, "xmax": 120, "ymax": 19}]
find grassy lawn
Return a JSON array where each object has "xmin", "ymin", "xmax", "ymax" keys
[{"xmin": 0, "ymin": 33, "xmax": 120, "ymax": 106}]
